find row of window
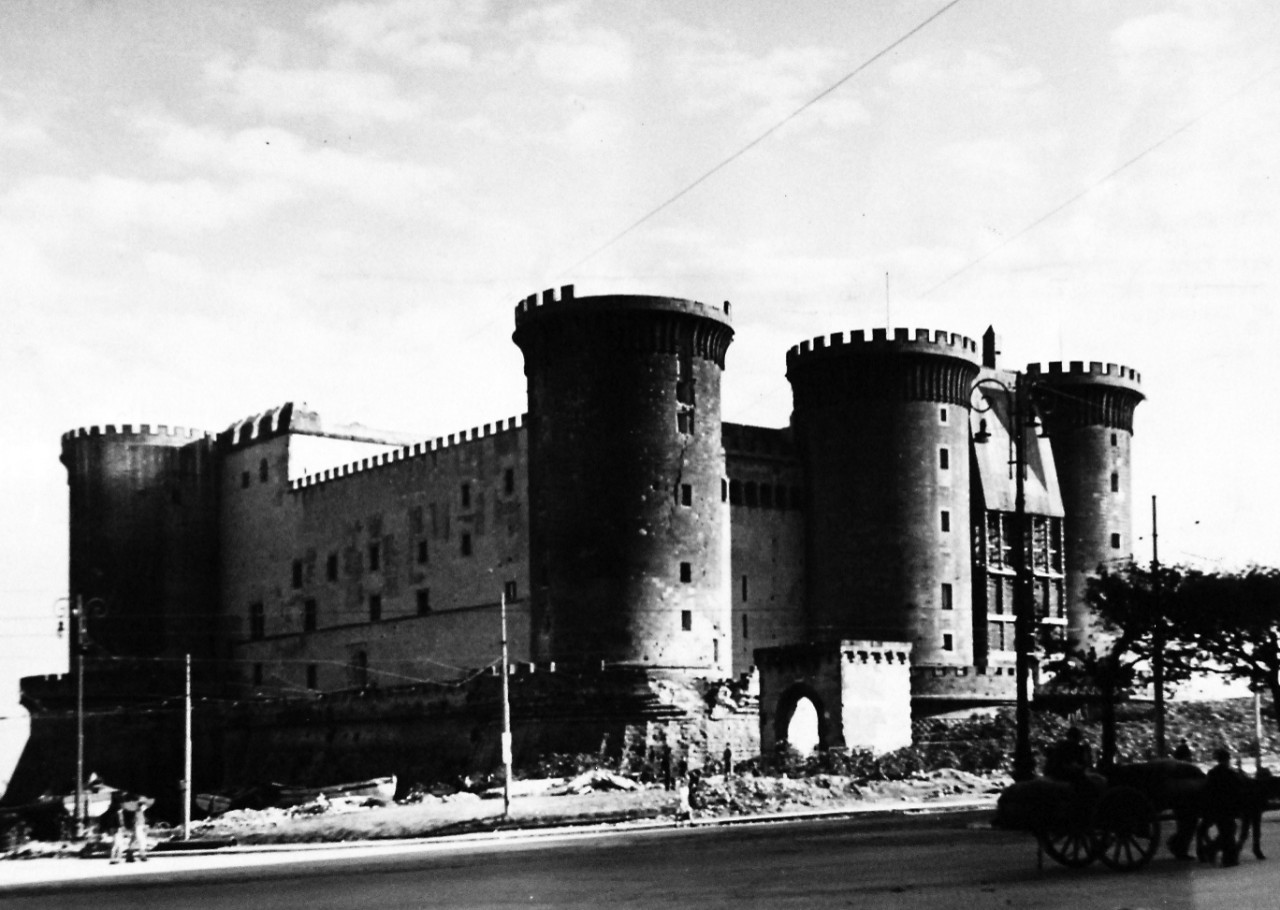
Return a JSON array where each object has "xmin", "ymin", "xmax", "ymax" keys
[
  {"xmin": 291, "ymin": 534, "xmax": 478, "ymax": 591},
  {"xmin": 249, "ymin": 580, "xmax": 522, "ymax": 640},
  {"xmin": 251, "ymin": 655, "xmax": 366, "ymax": 691},
  {"xmin": 724, "ymin": 480, "xmax": 803, "ymax": 509}
]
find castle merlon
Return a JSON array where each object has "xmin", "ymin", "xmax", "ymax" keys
[
  {"xmin": 61, "ymin": 424, "xmax": 213, "ymax": 443},
  {"xmin": 786, "ymin": 327, "xmax": 980, "ymax": 367},
  {"xmin": 513, "ymin": 286, "xmax": 733, "ymax": 330},
  {"xmin": 287, "ymin": 414, "xmax": 526, "ymax": 492},
  {"xmin": 1024, "ymin": 360, "xmax": 1143, "ymax": 390}
]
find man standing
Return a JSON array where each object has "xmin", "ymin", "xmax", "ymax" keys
[{"xmin": 1205, "ymin": 748, "xmax": 1245, "ymax": 867}]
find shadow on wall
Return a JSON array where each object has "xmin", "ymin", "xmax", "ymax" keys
[{"xmin": 0, "ymin": 696, "xmax": 31, "ymax": 802}]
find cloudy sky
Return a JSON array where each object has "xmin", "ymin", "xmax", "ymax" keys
[{"xmin": 3, "ymin": 0, "xmax": 1278, "ymax": 686}]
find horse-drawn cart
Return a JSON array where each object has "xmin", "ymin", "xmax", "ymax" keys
[{"xmin": 995, "ymin": 759, "xmax": 1208, "ymax": 872}]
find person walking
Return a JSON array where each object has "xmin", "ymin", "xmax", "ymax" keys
[{"xmin": 107, "ymin": 792, "xmax": 128, "ymax": 864}]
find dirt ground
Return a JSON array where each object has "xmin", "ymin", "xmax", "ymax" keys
[{"xmin": 172, "ymin": 767, "xmax": 1006, "ymax": 846}]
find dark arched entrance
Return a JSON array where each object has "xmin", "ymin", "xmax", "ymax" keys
[{"xmin": 774, "ymin": 683, "xmax": 830, "ymax": 753}]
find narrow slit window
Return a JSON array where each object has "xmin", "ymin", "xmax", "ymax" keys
[
  {"xmin": 416, "ymin": 588, "xmax": 431, "ymax": 615},
  {"xmin": 369, "ymin": 594, "xmax": 382, "ymax": 622},
  {"xmin": 368, "ymin": 543, "xmax": 381, "ymax": 572},
  {"xmin": 417, "ymin": 540, "xmax": 428, "ymax": 564},
  {"xmin": 939, "ymin": 448, "xmax": 950, "ymax": 470},
  {"xmin": 461, "ymin": 483, "xmax": 471, "ymax": 508},
  {"xmin": 461, "ymin": 533, "xmax": 472, "ymax": 556},
  {"xmin": 303, "ymin": 598, "xmax": 317, "ymax": 631},
  {"xmin": 259, "ymin": 458, "xmax": 269, "ymax": 483},
  {"xmin": 741, "ymin": 575, "xmax": 749, "ymax": 602},
  {"xmin": 292, "ymin": 560, "xmax": 303, "ymax": 589},
  {"xmin": 252, "ymin": 663, "xmax": 263, "ymax": 686},
  {"xmin": 943, "ymin": 633, "xmax": 954, "ymax": 651},
  {"xmin": 680, "ymin": 562, "xmax": 692, "ymax": 583},
  {"xmin": 941, "ymin": 583, "xmax": 953, "ymax": 610},
  {"xmin": 1110, "ymin": 533, "xmax": 1121, "ymax": 549},
  {"xmin": 941, "ymin": 510, "xmax": 951, "ymax": 533},
  {"xmin": 741, "ymin": 613, "xmax": 749, "ymax": 639},
  {"xmin": 326, "ymin": 553, "xmax": 339, "ymax": 582},
  {"xmin": 681, "ymin": 610, "xmax": 692, "ymax": 631},
  {"xmin": 305, "ymin": 665, "xmax": 317, "ymax": 689},
  {"xmin": 504, "ymin": 468, "xmax": 515, "ymax": 495},
  {"xmin": 1110, "ymin": 472, "xmax": 1119, "ymax": 492},
  {"xmin": 680, "ymin": 484, "xmax": 692, "ymax": 507}
]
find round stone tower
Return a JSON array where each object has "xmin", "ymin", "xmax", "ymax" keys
[
  {"xmin": 1026, "ymin": 361, "xmax": 1144, "ymax": 646},
  {"xmin": 61, "ymin": 423, "xmax": 220, "ymax": 661},
  {"xmin": 786, "ymin": 328, "xmax": 982, "ymax": 665},
  {"xmin": 512, "ymin": 286, "xmax": 734, "ymax": 672}
]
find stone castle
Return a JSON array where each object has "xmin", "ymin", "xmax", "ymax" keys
[{"xmin": 26, "ymin": 287, "xmax": 1144, "ymax": 802}]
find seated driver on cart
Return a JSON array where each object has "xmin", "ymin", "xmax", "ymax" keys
[{"xmin": 1045, "ymin": 727, "xmax": 1094, "ymax": 783}]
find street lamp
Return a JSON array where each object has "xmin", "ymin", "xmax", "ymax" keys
[
  {"xmin": 67, "ymin": 595, "xmax": 106, "ymax": 838},
  {"xmin": 973, "ymin": 375, "xmax": 1037, "ymax": 782}
]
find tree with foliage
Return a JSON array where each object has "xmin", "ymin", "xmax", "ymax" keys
[
  {"xmin": 1039, "ymin": 561, "xmax": 1199, "ymax": 767},
  {"xmin": 1173, "ymin": 566, "xmax": 1280, "ymax": 730}
]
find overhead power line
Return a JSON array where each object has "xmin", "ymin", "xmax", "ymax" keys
[
  {"xmin": 559, "ymin": 0, "xmax": 967, "ymax": 276},
  {"xmin": 919, "ymin": 61, "xmax": 1280, "ymax": 299}
]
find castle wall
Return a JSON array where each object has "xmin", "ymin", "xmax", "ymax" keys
[
  {"xmin": 220, "ymin": 410, "xmax": 532, "ymax": 692},
  {"xmin": 514, "ymin": 288, "xmax": 735, "ymax": 672},
  {"xmin": 723, "ymin": 423, "xmax": 806, "ymax": 676}
]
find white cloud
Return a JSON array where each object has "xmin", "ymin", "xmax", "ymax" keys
[
  {"xmin": 147, "ymin": 119, "xmax": 457, "ymax": 216},
  {"xmin": 310, "ymin": 0, "xmax": 482, "ymax": 69},
  {"xmin": 1111, "ymin": 10, "xmax": 1230, "ymax": 56},
  {"xmin": 204, "ymin": 57, "xmax": 420, "ymax": 122},
  {"xmin": 0, "ymin": 109, "xmax": 49, "ymax": 148},
  {"xmin": 3, "ymin": 174, "xmax": 292, "ymax": 236}
]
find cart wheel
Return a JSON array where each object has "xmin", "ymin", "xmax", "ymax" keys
[
  {"xmin": 1038, "ymin": 826, "xmax": 1098, "ymax": 867},
  {"xmin": 1095, "ymin": 787, "xmax": 1160, "ymax": 871}
]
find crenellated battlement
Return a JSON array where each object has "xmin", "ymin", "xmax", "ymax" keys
[
  {"xmin": 288, "ymin": 414, "xmax": 526, "ymax": 493},
  {"xmin": 61, "ymin": 423, "xmax": 213, "ymax": 444},
  {"xmin": 1025, "ymin": 360, "xmax": 1142, "ymax": 390},
  {"xmin": 786, "ymin": 327, "xmax": 979, "ymax": 369},
  {"xmin": 513, "ymin": 285, "xmax": 733, "ymax": 329}
]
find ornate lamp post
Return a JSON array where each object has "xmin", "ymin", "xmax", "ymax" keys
[{"xmin": 973, "ymin": 375, "xmax": 1037, "ymax": 781}]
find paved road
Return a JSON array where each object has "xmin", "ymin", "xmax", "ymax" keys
[{"xmin": 4, "ymin": 811, "xmax": 1272, "ymax": 909}]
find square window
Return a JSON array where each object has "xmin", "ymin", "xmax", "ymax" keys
[
  {"xmin": 680, "ymin": 484, "xmax": 692, "ymax": 507},
  {"xmin": 417, "ymin": 540, "xmax": 428, "ymax": 564},
  {"xmin": 680, "ymin": 562, "xmax": 692, "ymax": 583},
  {"xmin": 292, "ymin": 560, "xmax": 303, "ymax": 589},
  {"xmin": 461, "ymin": 533, "xmax": 472, "ymax": 556},
  {"xmin": 941, "ymin": 583, "xmax": 953, "ymax": 610},
  {"xmin": 1110, "ymin": 533, "xmax": 1121, "ymax": 549},
  {"xmin": 939, "ymin": 448, "xmax": 949, "ymax": 470},
  {"xmin": 943, "ymin": 633, "xmax": 954, "ymax": 651},
  {"xmin": 681, "ymin": 610, "xmax": 692, "ymax": 631},
  {"xmin": 326, "ymin": 553, "xmax": 338, "ymax": 582},
  {"xmin": 369, "ymin": 594, "xmax": 382, "ymax": 622},
  {"xmin": 368, "ymin": 543, "xmax": 381, "ymax": 572},
  {"xmin": 941, "ymin": 511, "xmax": 951, "ymax": 533},
  {"xmin": 416, "ymin": 588, "xmax": 430, "ymax": 615},
  {"xmin": 303, "ymin": 598, "xmax": 317, "ymax": 632}
]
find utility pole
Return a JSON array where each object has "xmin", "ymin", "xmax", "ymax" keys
[
  {"xmin": 1151, "ymin": 495, "xmax": 1165, "ymax": 757},
  {"xmin": 73, "ymin": 595, "xmax": 86, "ymax": 839},
  {"xmin": 500, "ymin": 589, "xmax": 513, "ymax": 818},
  {"xmin": 1011, "ymin": 377, "xmax": 1035, "ymax": 781},
  {"xmin": 182, "ymin": 653, "xmax": 192, "ymax": 840}
]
